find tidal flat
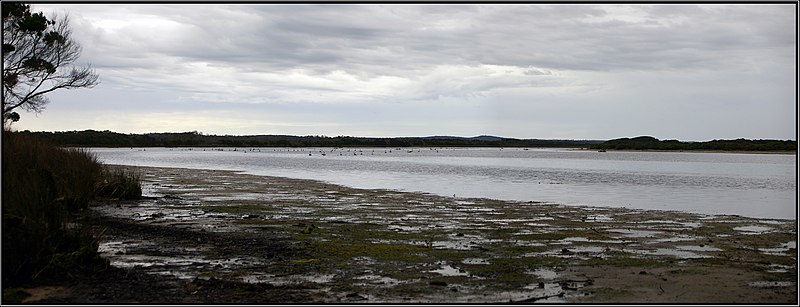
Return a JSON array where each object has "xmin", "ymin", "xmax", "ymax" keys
[{"xmin": 30, "ymin": 165, "xmax": 797, "ymax": 303}]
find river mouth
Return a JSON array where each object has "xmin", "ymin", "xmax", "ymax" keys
[{"xmin": 89, "ymin": 165, "xmax": 796, "ymax": 303}]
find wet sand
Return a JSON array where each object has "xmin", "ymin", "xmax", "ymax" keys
[{"xmin": 24, "ymin": 165, "xmax": 798, "ymax": 303}]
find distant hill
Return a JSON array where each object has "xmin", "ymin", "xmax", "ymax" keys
[
  {"xmin": 468, "ymin": 135, "xmax": 505, "ymax": 142},
  {"xmin": 420, "ymin": 135, "xmax": 510, "ymax": 142},
  {"xmin": 16, "ymin": 130, "xmax": 604, "ymax": 148},
  {"xmin": 590, "ymin": 136, "xmax": 797, "ymax": 152}
]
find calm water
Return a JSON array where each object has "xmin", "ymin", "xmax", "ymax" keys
[{"xmin": 90, "ymin": 147, "xmax": 797, "ymax": 219}]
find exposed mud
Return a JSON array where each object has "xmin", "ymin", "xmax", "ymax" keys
[{"xmin": 16, "ymin": 165, "xmax": 797, "ymax": 303}]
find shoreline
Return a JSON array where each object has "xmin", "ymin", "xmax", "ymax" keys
[{"xmin": 21, "ymin": 164, "xmax": 797, "ymax": 303}]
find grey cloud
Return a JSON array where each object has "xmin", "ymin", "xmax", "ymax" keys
[
  {"xmin": 22, "ymin": 4, "xmax": 795, "ymax": 140},
  {"xmin": 45, "ymin": 4, "xmax": 796, "ymax": 73}
]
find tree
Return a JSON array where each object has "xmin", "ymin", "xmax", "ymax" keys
[{"xmin": 2, "ymin": 2, "xmax": 98, "ymax": 123}]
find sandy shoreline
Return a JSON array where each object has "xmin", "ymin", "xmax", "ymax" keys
[{"xmin": 23, "ymin": 164, "xmax": 797, "ymax": 303}]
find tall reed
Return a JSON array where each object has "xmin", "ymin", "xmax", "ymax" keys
[{"xmin": 2, "ymin": 129, "xmax": 136, "ymax": 285}]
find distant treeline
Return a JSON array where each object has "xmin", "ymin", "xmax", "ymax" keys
[
  {"xmin": 590, "ymin": 136, "xmax": 797, "ymax": 152},
  {"xmin": 17, "ymin": 130, "xmax": 603, "ymax": 148}
]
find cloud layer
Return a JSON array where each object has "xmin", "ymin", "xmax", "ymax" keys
[{"xmin": 14, "ymin": 4, "xmax": 796, "ymax": 140}]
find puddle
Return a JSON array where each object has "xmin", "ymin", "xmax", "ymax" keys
[
  {"xmin": 607, "ymin": 229, "xmax": 662, "ymax": 238},
  {"xmin": 748, "ymin": 281, "xmax": 796, "ymax": 288},
  {"xmin": 514, "ymin": 241, "xmax": 548, "ymax": 247},
  {"xmin": 352, "ymin": 256, "xmax": 377, "ymax": 265},
  {"xmin": 758, "ymin": 220, "xmax": 786, "ymax": 225},
  {"xmin": 431, "ymin": 241, "xmax": 477, "ymax": 250},
  {"xmin": 99, "ymin": 239, "xmax": 259, "ymax": 281},
  {"xmin": 151, "ymin": 270, "xmax": 197, "ymax": 280},
  {"xmin": 538, "ymin": 245, "xmax": 610, "ymax": 259},
  {"xmin": 638, "ymin": 220, "xmax": 700, "ymax": 228},
  {"xmin": 555, "ymin": 237, "xmax": 624, "ymax": 246},
  {"xmin": 584, "ymin": 214, "xmax": 613, "ymax": 222},
  {"xmin": 458, "ymin": 207, "xmax": 495, "ymax": 212},
  {"xmin": 431, "ymin": 234, "xmax": 501, "ymax": 250},
  {"xmin": 105, "ymin": 254, "xmax": 247, "ymax": 270},
  {"xmin": 648, "ymin": 235, "xmax": 698, "ymax": 244},
  {"xmin": 430, "ymin": 263, "xmax": 469, "ymax": 277},
  {"xmin": 631, "ymin": 248, "xmax": 710, "ymax": 259},
  {"xmin": 241, "ymin": 273, "xmax": 336, "ymax": 285},
  {"xmin": 758, "ymin": 241, "xmax": 796, "ymax": 256},
  {"xmin": 733, "ymin": 225, "xmax": 773, "ymax": 234},
  {"xmin": 388, "ymin": 225, "xmax": 425, "ymax": 232},
  {"xmin": 462, "ymin": 258, "xmax": 490, "ymax": 265},
  {"xmin": 519, "ymin": 282, "xmax": 567, "ymax": 302},
  {"xmin": 200, "ymin": 192, "xmax": 281, "ymax": 202},
  {"xmin": 98, "ymin": 241, "xmax": 129, "ymax": 254},
  {"xmin": 528, "ymin": 268, "xmax": 559, "ymax": 280},
  {"xmin": 568, "ymin": 246, "xmax": 610, "ymax": 253},
  {"xmin": 561, "ymin": 237, "xmax": 591, "ymax": 243},
  {"xmin": 766, "ymin": 264, "xmax": 794, "ymax": 273},
  {"xmin": 354, "ymin": 275, "xmax": 406, "ymax": 287}
]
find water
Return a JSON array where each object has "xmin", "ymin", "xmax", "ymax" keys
[{"xmin": 90, "ymin": 147, "xmax": 796, "ymax": 219}]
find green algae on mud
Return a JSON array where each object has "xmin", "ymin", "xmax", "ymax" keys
[{"xmin": 80, "ymin": 165, "xmax": 797, "ymax": 303}]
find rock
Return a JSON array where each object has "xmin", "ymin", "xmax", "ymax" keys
[{"xmin": 429, "ymin": 281, "xmax": 448, "ymax": 287}]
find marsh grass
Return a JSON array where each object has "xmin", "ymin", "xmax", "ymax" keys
[
  {"xmin": 2, "ymin": 129, "xmax": 141, "ymax": 286},
  {"xmin": 96, "ymin": 167, "xmax": 142, "ymax": 200}
]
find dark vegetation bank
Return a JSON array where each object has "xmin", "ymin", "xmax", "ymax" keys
[
  {"xmin": 590, "ymin": 136, "xmax": 796, "ymax": 152},
  {"xmin": 16, "ymin": 130, "xmax": 796, "ymax": 152},
  {"xmin": 17, "ymin": 130, "xmax": 603, "ymax": 148},
  {"xmin": 2, "ymin": 129, "xmax": 142, "ymax": 289}
]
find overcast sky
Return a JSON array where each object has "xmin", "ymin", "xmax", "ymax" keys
[{"xmin": 11, "ymin": 3, "xmax": 797, "ymax": 141}]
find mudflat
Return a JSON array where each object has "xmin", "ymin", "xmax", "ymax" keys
[{"xmin": 18, "ymin": 165, "xmax": 797, "ymax": 303}]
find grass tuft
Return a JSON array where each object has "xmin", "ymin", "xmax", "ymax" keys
[{"xmin": 96, "ymin": 167, "xmax": 142, "ymax": 200}]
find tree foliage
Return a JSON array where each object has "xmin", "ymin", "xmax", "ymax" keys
[
  {"xmin": 2, "ymin": 2, "xmax": 99, "ymax": 123},
  {"xmin": 590, "ymin": 136, "xmax": 797, "ymax": 152},
  {"xmin": 18, "ymin": 130, "xmax": 603, "ymax": 148},
  {"xmin": 15, "ymin": 129, "xmax": 795, "ymax": 151}
]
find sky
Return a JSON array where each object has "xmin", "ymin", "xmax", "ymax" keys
[{"xmin": 9, "ymin": 3, "xmax": 797, "ymax": 141}]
